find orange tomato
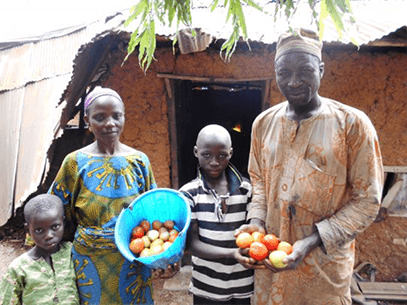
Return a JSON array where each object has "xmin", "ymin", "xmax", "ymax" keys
[
  {"xmin": 249, "ymin": 241, "xmax": 269, "ymax": 261},
  {"xmin": 263, "ymin": 234, "xmax": 280, "ymax": 251},
  {"xmin": 164, "ymin": 220, "xmax": 175, "ymax": 230},
  {"xmin": 169, "ymin": 229, "xmax": 179, "ymax": 237},
  {"xmin": 152, "ymin": 220, "xmax": 163, "ymax": 230},
  {"xmin": 277, "ymin": 241, "xmax": 293, "ymax": 255},
  {"xmin": 129, "ymin": 238, "xmax": 145, "ymax": 254},
  {"xmin": 139, "ymin": 219, "xmax": 151, "ymax": 232},
  {"xmin": 236, "ymin": 232, "xmax": 254, "ymax": 249},
  {"xmin": 168, "ymin": 234, "xmax": 178, "ymax": 243},
  {"xmin": 132, "ymin": 226, "xmax": 145, "ymax": 239},
  {"xmin": 251, "ymin": 232, "xmax": 265, "ymax": 244}
]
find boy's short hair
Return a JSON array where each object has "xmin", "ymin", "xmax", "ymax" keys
[
  {"xmin": 24, "ymin": 194, "xmax": 64, "ymax": 224},
  {"xmin": 196, "ymin": 124, "xmax": 232, "ymax": 148}
]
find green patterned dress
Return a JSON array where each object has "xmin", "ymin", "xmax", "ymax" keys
[{"xmin": 49, "ymin": 150, "xmax": 157, "ymax": 305}]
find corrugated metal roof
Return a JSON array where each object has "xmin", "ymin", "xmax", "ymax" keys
[
  {"xmin": 0, "ymin": 13, "xmax": 125, "ymax": 226},
  {"xmin": 59, "ymin": 30, "xmax": 126, "ymax": 128},
  {"xmin": 0, "ymin": 14, "xmax": 124, "ymax": 92}
]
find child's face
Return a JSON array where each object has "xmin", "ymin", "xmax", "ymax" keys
[
  {"xmin": 194, "ymin": 137, "xmax": 232, "ymax": 180},
  {"xmin": 26, "ymin": 207, "xmax": 65, "ymax": 256}
]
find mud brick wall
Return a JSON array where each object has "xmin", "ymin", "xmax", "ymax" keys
[
  {"xmin": 103, "ymin": 52, "xmax": 172, "ymax": 187},
  {"xmin": 102, "ymin": 43, "xmax": 407, "ymax": 280}
]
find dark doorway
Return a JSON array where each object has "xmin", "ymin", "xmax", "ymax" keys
[{"xmin": 174, "ymin": 81, "xmax": 262, "ymax": 188}]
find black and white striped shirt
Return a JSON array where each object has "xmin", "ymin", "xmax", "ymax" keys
[{"xmin": 180, "ymin": 164, "xmax": 254, "ymax": 302}]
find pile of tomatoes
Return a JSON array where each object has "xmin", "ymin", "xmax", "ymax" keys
[
  {"xmin": 236, "ymin": 232, "xmax": 293, "ymax": 267},
  {"xmin": 129, "ymin": 219, "xmax": 179, "ymax": 257}
]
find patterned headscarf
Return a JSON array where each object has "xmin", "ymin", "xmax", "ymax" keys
[
  {"xmin": 275, "ymin": 28, "xmax": 323, "ymax": 62},
  {"xmin": 84, "ymin": 87, "xmax": 123, "ymax": 110}
]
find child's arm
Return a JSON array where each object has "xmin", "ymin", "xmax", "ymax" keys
[
  {"xmin": 0, "ymin": 265, "xmax": 23, "ymax": 305},
  {"xmin": 186, "ymin": 220, "xmax": 237, "ymax": 259}
]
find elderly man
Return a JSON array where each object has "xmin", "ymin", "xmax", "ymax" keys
[{"xmin": 235, "ymin": 29, "xmax": 383, "ymax": 304}]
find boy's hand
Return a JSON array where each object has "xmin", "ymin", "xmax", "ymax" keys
[{"xmin": 234, "ymin": 248, "xmax": 266, "ymax": 269}]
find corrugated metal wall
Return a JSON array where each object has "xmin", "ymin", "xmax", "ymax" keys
[{"xmin": 0, "ymin": 14, "xmax": 124, "ymax": 226}]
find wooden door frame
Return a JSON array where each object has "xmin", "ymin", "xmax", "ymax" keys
[{"xmin": 157, "ymin": 73, "xmax": 273, "ymax": 189}]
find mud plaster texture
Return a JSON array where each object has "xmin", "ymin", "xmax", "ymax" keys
[
  {"xmin": 103, "ymin": 56, "xmax": 172, "ymax": 188},
  {"xmin": 355, "ymin": 217, "xmax": 407, "ymax": 282},
  {"xmin": 104, "ymin": 44, "xmax": 407, "ymax": 184}
]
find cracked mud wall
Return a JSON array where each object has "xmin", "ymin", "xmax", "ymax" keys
[
  {"xmin": 102, "ymin": 52, "xmax": 172, "ymax": 187},
  {"xmin": 321, "ymin": 49, "xmax": 407, "ymax": 167},
  {"xmin": 269, "ymin": 47, "xmax": 407, "ymax": 166},
  {"xmin": 102, "ymin": 43, "xmax": 407, "ymax": 280}
]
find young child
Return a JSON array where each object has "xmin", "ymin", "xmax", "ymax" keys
[
  {"xmin": 0, "ymin": 194, "xmax": 79, "ymax": 304},
  {"xmin": 180, "ymin": 124, "xmax": 254, "ymax": 305}
]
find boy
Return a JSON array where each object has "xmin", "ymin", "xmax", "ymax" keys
[
  {"xmin": 180, "ymin": 124, "xmax": 254, "ymax": 305},
  {"xmin": 0, "ymin": 194, "xmax": 79, "ymax": 304}
]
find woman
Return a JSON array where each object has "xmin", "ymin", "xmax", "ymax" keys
[{"xmin": 50, "ymin": 87, "xmax": 156, "ymax": 304}]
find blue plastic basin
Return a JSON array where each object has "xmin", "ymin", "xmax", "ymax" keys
[{"xmin": 115, "ymin": 188, "xmax": 191, "ymax": 269}]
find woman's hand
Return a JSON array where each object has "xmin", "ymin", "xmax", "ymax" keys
[{"xmin": 151, "ymin": 261, "xmax": 180, "ymax": 279}]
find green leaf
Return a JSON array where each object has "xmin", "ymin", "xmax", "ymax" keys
[
  {"xmin": 140, "ymin": 20, "xmax": 156, "ymax": 71},
  {"xmin": 172, "ymin": 35, "xmax": 178, "ymax": 54},
  {"xmin": 325, "ymin": 0, "xmax": 345, "ymax": 38},
  {"xmin": 226, "ymin": 0, "xmax": 233, "ymax": 22},
  {"xmin": 210, "ymin": 0, "xmax": 220, "ymax": 12},
  {"xmin": 242, "ymin": 0, "xmax": 263, "ymax": 12},
  {"xmin": 220, "ymin": 17, "xmax": 240, "ymax": 61},
  {"xmin": 350, "ymin": 37, "xmax": 359, "ymax": 47},
  {"xmin": 124, "ymin": 0, "xmax": 148, "ymax": 27},
  {"xmin": 234, "ymin": 0, "xmax": 248, "ymax": 38},
  {"xmin": 124, "ymin": 0, "xmax": 358, "ymax": 71},
  {"xmin": 319, "ymin": 0, "xmax": 329, "ymax": 40},
  {"xmin": 168, "ymin": 6, "xmax": 176, "ymax": 25},
  {"xmin": 284, "ymin": 0, "xmax": 294, "ymax": 18}
]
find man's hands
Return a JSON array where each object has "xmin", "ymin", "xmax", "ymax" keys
[
  {"xmin": 263, "ymin": 238, "xmax": 308, "ymax": 272},
  {"xmin": 234, "ymin": 247, "xmax": 266, "ymax": 269},
  {"xmin": 234, "ymin": 219, "xmax": 266, "ymax": 236},
  {"xmin": 234, "ymin": 219, "xmax": 267, "ymax": 269},
  {"xmin": 263, "ymin": 232, "xmax": 322, "ymax": 272},
  {"xmin": 234, "ymin": 219, "xmax": 322, "ymax": 273}
]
